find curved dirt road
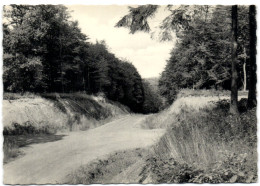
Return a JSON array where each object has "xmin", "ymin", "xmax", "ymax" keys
[{"xmin": 4, "ymin": 115, "xmax": 165, "ymax": 184}]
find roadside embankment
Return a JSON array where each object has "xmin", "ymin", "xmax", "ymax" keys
[
  {"xmin": 68, "ymin": 90, "xmax": 256, "ymax": 184},
  {"xmin": 3, "ymin": 93, "xmax": 130, "ymax": 134},
  {"xmin": 3, "ymin": 93, "xmax": 130, "ymax": 163}
]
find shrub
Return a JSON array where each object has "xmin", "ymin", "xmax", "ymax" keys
[
  {"xmin": 142, "ymin": 157, "xmax": 203, "ymax": 183},
  {"xmin": 3, "ymin": 121, "xmax": 57, "ymax": 135}
]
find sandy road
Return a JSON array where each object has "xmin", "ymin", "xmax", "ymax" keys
[{"xmin": 4, "ymin": 115, "xmax": 165, "ymax": 184}]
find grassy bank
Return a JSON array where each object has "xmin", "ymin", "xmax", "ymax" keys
[
  {"xmin": 3, "ymin": 93, "xmax": 130, "ymax": 133},
  {"xmin": 3, "ymin": 92, "xmax": 130, "ymax": 163},
  {"xmin": 141, "ymin": 92, "xmax": 257, "ymax": 183},
  {"xmin": 66, "ymin": 148, "xmax": 149, "ymax": 184}
]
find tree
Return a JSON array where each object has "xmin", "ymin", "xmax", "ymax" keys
[
  {"xmin": 155, "ymin": 6, "xmax": 233, "ymax": 103},
  {"xmin": 116, "ymin": 5, "xmax": 254, "ymax": 108},
  {"xmin": 230, "ymin": 5, "xmax": 239, "ymax": 114},
  {"xmin": 116, "ymin": 5, "xmax": 159, "ymax": 34},
  {"xmin": 237, "ymin": 6, "xmax": 250, "ymax": 92},
  {"xmin": 142, "ymin": 80, "xmax": 163, "ymax": 113},
  {"xmin": 247, "ymin": 5, "xmax": 257, "ymax": 108},
  {"xmin": 2, "ymin": 5, "xmax": 172, "ymax": 114},
  {"xmin": 3, "ymin": 5, "xmax": 88, "ymax": 92},
  {"xmin": 3, "ymin": 6, "xmax": 48, "ymax": 92}
]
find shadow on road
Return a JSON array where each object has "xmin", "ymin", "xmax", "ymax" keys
[
  {"xmin": 4, "ymin": 134, "xmax": 67, "ymax": 148},
  {"xmin": 4, "ymin": 133, "xmax": 67, "ymax": 164}
]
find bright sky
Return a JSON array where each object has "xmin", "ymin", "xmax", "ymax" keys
[{"xmin": 66, "ymin": 5, "xmax": 175, "ymax": 78}]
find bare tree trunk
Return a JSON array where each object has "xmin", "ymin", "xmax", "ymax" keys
[
  {"xmin": 243, "ymin": 60, "xmax": 246, "ymax": 91},
  {"xmin": 242, "ymin": 46, "xmax": 247, "ymax": 91},
  {"xmin": 230, "ymin": 5, "xmax": 239, "ymax": 115},
  {"xmin": 247, "ymin": 5, "xmax": 257, "ymax": 108}
]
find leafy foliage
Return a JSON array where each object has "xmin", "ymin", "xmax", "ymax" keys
[
  {"xmin": 115, "ymin": 5, "xmax": 159, "ymax": 34},
  {"xmin": 3, "ymin": 5, "xmax": 158, "ymax": 113},
  {"xmin": 143, "ymin": 152, "xmax": 256, "ymax": 183},
  {"xmin": 116, "ymin": 5, "xmax": 256, "ymax": 109},
  {"xmin": 158, "ymin": 6, "xmax": 251, "ymax": 104},
  {"xmin": 142, "ymin": 80, "xmax": 163, "ymax": 113}
]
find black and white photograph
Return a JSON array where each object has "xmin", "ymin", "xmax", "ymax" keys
[{"xmin": 1, "ymin": 0, "xmax": 258, "ymax": 184}]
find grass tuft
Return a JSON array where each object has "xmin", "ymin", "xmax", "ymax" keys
[
  {"xmin": 142, "ymin": 95, "xmax": 257, "ymax": 183},
  {"xmin": 66, "ymin": 148, "xmax": 146, "ymax": 184}
]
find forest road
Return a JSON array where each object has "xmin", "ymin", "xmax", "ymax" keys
[{"xmin": 4, "ymin": 115, "xmax": 165, "ymax": 184}]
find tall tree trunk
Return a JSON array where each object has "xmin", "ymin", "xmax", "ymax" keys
[
  {"xmin": 243, "ymin": 60, "xmax": 247, "ymax": 91},
  {"xmin": 242, "ymin": 47, "xmax": 247, "ymax": 91},
  {"xmin": 247, "ymin": 5, "xmax": 257, "ymax": 108},
  {"xmin": 230, "ymin": 5, "xmax": 239, "ymax": 114}
]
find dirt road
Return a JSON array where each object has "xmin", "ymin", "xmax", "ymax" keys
[{"xmin": 4, "ymin": 115, "xmax": 165, "ymax": 184}]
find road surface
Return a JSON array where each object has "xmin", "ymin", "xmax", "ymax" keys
[{"xmin": 4, "ymin": 115, "xmax": 165, "ymax": 184}]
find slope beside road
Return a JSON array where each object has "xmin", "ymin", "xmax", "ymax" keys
[{"xmin": 4, "ymin": 115, "xmax": 165, "ymax": 184}]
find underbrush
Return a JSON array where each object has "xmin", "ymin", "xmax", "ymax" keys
[
  {"xmin": 3, "ymin": 137, "xmax": 21, "ymax": 164},
  {"xmin": 177, "ymin": 89, "xmax": 248, "ymax": 98},
  {"xmin": 3, "ymin": 92, "xmax": 40, "ymax": 100},
  {"xmin": 3, "ymin": 121, "xmax": 57, "ymax": 135},
  {"xmin": 41, "ymin": 93, "xmax": 111, "ymax": 120},
  {"xmin": 66, "ymin": 148, "xmax": 147, "ymax": 184},
  {"xmin": 143, "ymin": 98, "xmax": 257, "ymax": 183}
]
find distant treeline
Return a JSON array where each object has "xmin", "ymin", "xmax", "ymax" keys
[{"xmin": 3, "ymin": 5, "xmax": 162, "ymax": 113}]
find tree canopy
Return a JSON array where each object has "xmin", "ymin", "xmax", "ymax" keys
[
  {"xmin": 116, "ymin": 5, "xmax": 256, "ymax": 108},
  {"xmin": 3, "ymin": 5, "xmax": 162, "ymax": 113}
]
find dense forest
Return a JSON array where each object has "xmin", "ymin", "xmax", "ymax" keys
[
  {"xmin": 116, "ymin": 5, "xmax": 257, "ymax": 112},
  {"xmin": 3, "ymin": 5, "xmax": 162, "ymax": 113},
  {"xmin": 158, "ymin": 6, "xmax": 254, "ymax": 104},
  {"xmin": 3, "ymin": 5, "xmax": 257, "ymax": 114}
]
